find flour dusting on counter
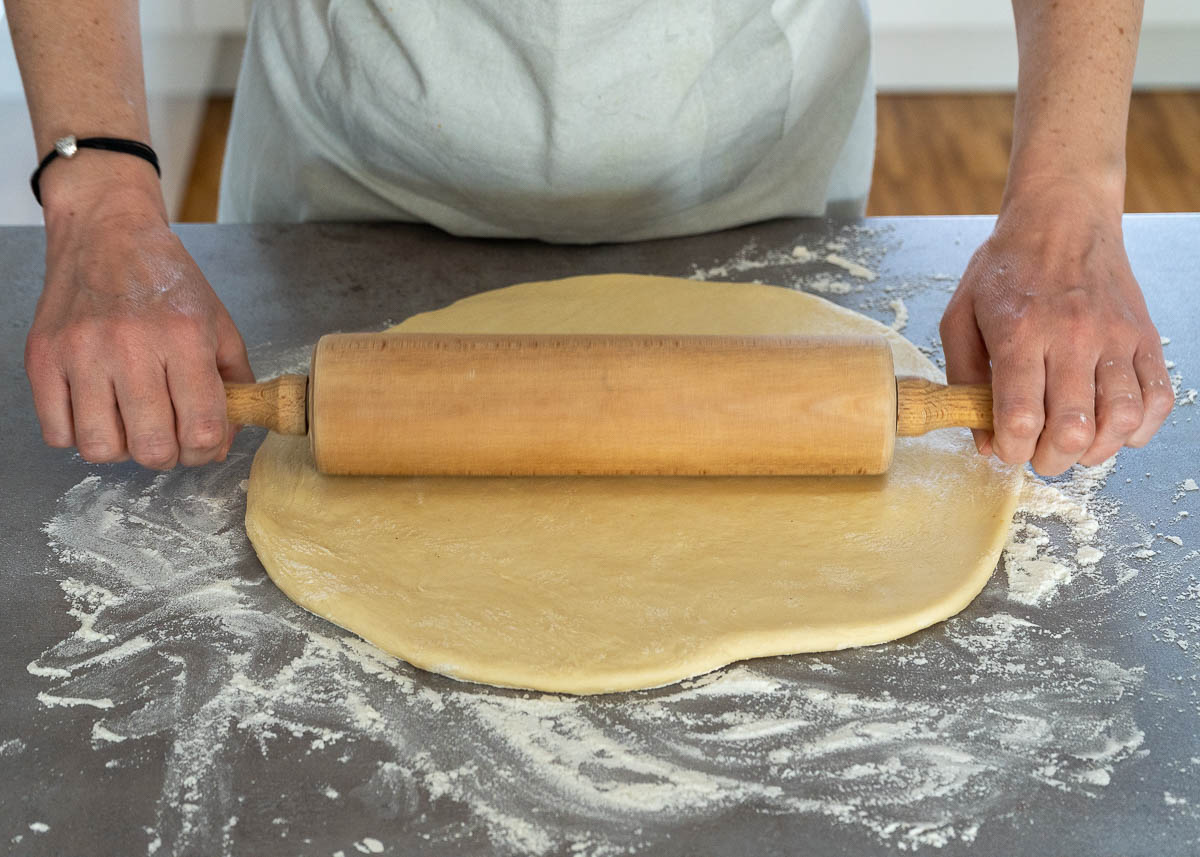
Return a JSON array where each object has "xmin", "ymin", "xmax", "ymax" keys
[
  {"xmin": 30, "ymin": 454, "xmax": 1144, "ymax": 853},
  {"xmin": 1002, "ymin": 459, "xmax": 1116, "ymax": 606},
  {"xmin": 824, "ymin": 253, "xmax": 878, "ymax": 281},
  {"xmin": 687, "ymin": 225, "xmax": 883, "ymax": 297},
  {"xmin": 686, "ymin": 225, "xmax": 931, "ymax": 336},
  {"xmin": 23, "ymin": 280, "xmax": 1167, "ymax": 856}
]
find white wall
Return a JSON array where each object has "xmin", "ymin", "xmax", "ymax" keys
[
  {"xmin": 0, "ymin": 1, "xmax": 1197, "ymax": 224},
  {"xmin": 0, "ymin": 2, "xmax": 250, "ymax": 225},
  {"xmin": 874, "ymin": 0, "xmax": 1200, "ymax": 91}
]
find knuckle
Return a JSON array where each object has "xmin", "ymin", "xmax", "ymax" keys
[
  {"xmin": 166, "ymin": 313, "xmax": 213, "ymax": 348},
  {"xmin": 110, "ymin": 319, "xmax": 148, "ymax": 353},
  {"xmin": 129, "ymin": 433, "xmax": 178, "ymax": 469},
  {"xmin": 1144, "ymin": 386, "xmax": 1175, "ymax": 419},
  {"xmin": 995, "ymin": 404, "xmax": 1042, "ymax": 441},
  {"xmin": 1114, "ymin": 321, "xmax": 1143, "ymax": 351},
  {"xmin": 24, "ymin": 331, "xmax": 55, "ymax": 371},
  {"xmin": 62, "ymin": 320, "xmax": 101, "ymax": 354},
  {"xmin": 181, "ymin": 418, "xmax": 226, "ymax": 451},
  {"xmin": 1051, "ymin": 294, "xmax": 1100, "ymax": 348},
  {"xmin": 1058, "ymin": 287, "xmax": 1091, "ymax": 317},
  {"xmin": 1049, "ymin": 413, "xmax": 1094, "ymax": 454},
  {"xmin": 1062, "ymin": 322, "xmax": 1095, "ymax": 353},
  {"xmin": 77, "ymin": 438, "xmax": 123, "ymax": 463},
  {"xmin": 1104, "ymin": 398, "xmax": 1144, "ymax": 435},
  {"xmin": 1004, "ymin": 305, "xmax": 1035, "ymax": 333}
]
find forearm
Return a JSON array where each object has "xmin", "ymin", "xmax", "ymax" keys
[
  {"xmin": 1006, "ymin": 0, "xmax": 1143, "ymax": 212},
  {"xmin": 939, "ymin": 0, "xmax": 1170, "ymax": 475},
  {"xmin": 6, "ymin": 0, "xmax": 165, "ymax": 220}
]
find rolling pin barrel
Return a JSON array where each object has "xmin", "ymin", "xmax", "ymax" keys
[{"xmin": 305, "ymin": 332, "xmax": 900, "ymax": 476}]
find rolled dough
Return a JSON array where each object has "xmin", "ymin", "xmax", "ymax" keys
[{"xmin": 246, "ymin": 275, "xmax": 1021, "ymax": 694}]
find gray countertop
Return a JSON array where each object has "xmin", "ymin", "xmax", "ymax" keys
[{"xmin": 1, "ymin": 215, "xmax": 1198, "ymax": 856}]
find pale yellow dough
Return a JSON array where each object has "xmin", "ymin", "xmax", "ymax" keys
[{"xmin": 246, "ymin": 275, "xmax": 1021, "ymax": 694}]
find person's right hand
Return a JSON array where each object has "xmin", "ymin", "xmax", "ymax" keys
[{"xmin": 24, "ymin": 157, "xmax": 253, "ymax": 469}]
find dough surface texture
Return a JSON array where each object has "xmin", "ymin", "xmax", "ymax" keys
[{"xmin": 246, "ymin": 275, "xmax": 1021, "ymax": 694}]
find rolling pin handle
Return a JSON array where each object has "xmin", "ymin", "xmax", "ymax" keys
[
  {"xmin": 895, "ymin": 377, "xmax": 993, "ymax": 437},
  {"xmin": 224, "ymin": 374, "xmax": 309, "ymax": 436}
]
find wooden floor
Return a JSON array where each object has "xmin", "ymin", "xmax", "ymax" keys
[
  {"xmin": 179, "ymin": 92, "xmax": 1200, "ymax": 221},
  {"xmin": 870, "ymin": 92, "xmax": 1200, "ymax": 215}
]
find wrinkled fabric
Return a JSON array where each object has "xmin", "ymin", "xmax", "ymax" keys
[{"xmin": 219, "ymin": 0, "xmax": 873, "ymax": 242}]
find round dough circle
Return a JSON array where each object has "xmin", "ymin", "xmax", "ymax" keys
[{"xmin": 246, "ymin": 275, "xmax": 1021, "ymax": 694}]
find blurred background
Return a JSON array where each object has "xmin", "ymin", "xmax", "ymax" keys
[{"xmin": 0, "ymin": 0, "xmax": 1197, "ymax": 225}]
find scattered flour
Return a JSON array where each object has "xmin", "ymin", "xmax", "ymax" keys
[
  {"xmin": 1002, "ymin": 459, "xmax": 1115, "ymax": 606},
  {"xmin": 21, "ymin": 256, "xmax": 1171, "ymax": 855},
  {"xmin": 92, "ymin": 723, "xmax": 128, "ymax": 743},
  {"xmin": 689, "ymin": 243, "xmax": 801, "ymax": 281},
  {"xmin": 888, "ymin": 298, "xmax": 909, "ymax": 332},
  {"xmin": 824, "ymin": 253, "xmax": 878, "ymax": 281},
  {"xmin": 803, "ymin": 274, "xmax": 854, "ymax": 295},
  {"xmin": 23, "ymin": 437, "xmax": 1146, "ymax": 855},
  {"xmin": 688, "ymin": 226, "xmax": 886, "ymax": 294},
  {"xmin": 36, "ymin": 692, "xmax": 115, "ymax": 710}
]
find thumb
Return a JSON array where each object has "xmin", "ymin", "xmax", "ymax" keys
[
  {"xmin": 214, "ymin": 313, "xmax": 254, "ymax": 459},
  {"xmin": 215, "ymin": 313, "xmax": 254, "ymax": 385},
  {"xmin": 939, "ymin": 302, "xmax": 994, "ymax": 455}
]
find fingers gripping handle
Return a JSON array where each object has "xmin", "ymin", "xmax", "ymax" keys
[
  {"xmin": 896, "ymin": 377, "xmax": 993, "ymax": 436},
  {"xmin": 224, "ymin": 374, "xmax": 308, "ymax": 436}
]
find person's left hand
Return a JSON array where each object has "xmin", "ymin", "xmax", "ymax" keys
[{"xmin": 940, "ymin": 179, "xmax": 1174, "ymax": 476}]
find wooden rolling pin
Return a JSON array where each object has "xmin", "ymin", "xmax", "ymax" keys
[{"xmin": 224, "ymin": 333, "xmax": 992, "ymax": 476}]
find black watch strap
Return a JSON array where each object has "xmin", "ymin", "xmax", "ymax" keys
[{"xmin": 30, "ymin": 135, "xmax": 162, "ymax": 205}]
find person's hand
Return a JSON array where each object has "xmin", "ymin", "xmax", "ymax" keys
[
  {"xmin": 24, "ymin": 159, "xmax": 253, "ymax": 469},
  {"xmin": 940, "ymin": 179, "xmax": 1173, "ymax": 476}
]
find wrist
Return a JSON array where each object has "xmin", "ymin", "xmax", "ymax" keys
[
  {"xmin": 999, "ymin": 169, "xmax": 1126, "ymax": 229},
  {"xmin": 41, "ymin": 149, "xmax": 167, "ymax": 228},
  {"xmin": 1003, "ymin": 144, "xmax": 1126, "ymax": 218}
]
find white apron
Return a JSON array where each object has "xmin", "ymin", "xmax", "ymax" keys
[{"xmin": 218, "ymin": 0, "xmax": 874, "ymax": 243}]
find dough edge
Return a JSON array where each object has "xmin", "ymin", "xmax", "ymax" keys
[{"xmin": 246, "ymin": 275, "xmax": 1022, "ymax": 695}]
